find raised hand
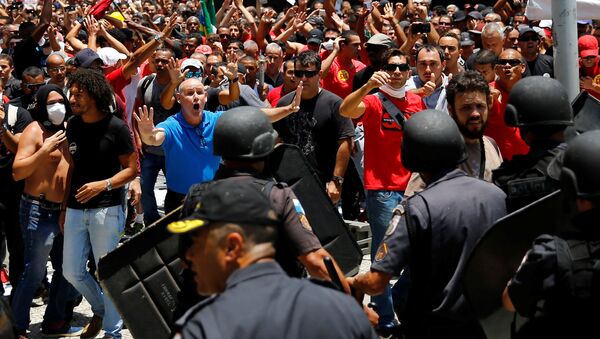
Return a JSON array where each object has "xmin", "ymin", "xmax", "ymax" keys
[
  {"xmin": 367, "ymin": 71, "xmax": 390, "ymax": 90},
  {"xmin": 84, "ymin": 15, "xmax": 99, "ymax": 36},
  {"xmin": 167, "ymin": 57, "xmax": 188, "ymax": 84},
  {"xmin": 382, "ymin": 2, "xmax": 395, "ymax": 22},
  {"xmin": 221, "ymin": 62, "xmax": 238, "ymax": 80},
  {"xmin": 289, "ymin": 80, "xmax": 303, "ymax": 113},
  {"xmin": 134, "ymin": 105, "xmax": 157, "ymax": 137}
]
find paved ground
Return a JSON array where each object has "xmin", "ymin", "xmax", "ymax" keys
[{"xmin": 6, "ymin": 173, "xmax": 380, "ymax": 338}]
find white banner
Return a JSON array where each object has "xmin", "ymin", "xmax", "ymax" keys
[{"xmin": 526, "ymin": 0, "xmax": 600, "ymax": 20}]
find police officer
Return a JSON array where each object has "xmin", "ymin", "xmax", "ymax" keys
[
  {"xmin": 176, "ymin": 106, "xmax": 357, "ymax": 318},
  {"xmin": 169, "ymin": 180, "xmax": 377, "ymax": 339},
  {"xmin": 493, "ymin": 76, "xmax": 574, "ymax": 212},
  {"xmin": 502, "ymin": 130, "xmax": 600, "ymax": 338},
  {"xmin": 349, "ymin": 110, "xmax": 506, "ymax": 339}
]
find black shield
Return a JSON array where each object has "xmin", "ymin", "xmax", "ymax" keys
[
  {"xmin": 566, "ymin": 91, "xmax": 600, "ymax": 141},
  {"xmin": 463, "ymin": 190, "xmax": 572, "ymax": 338}
]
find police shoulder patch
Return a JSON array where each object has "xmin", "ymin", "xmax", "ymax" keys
[
  {"xmin": 375, "ymin": 242, "xmax": 388, "ymax": 261},
  {"xmin": 292, "ymin": 199, "xmax": 306, "ymax": 215}
]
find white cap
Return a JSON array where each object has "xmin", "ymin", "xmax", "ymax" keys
[
  {"xmin": 97, "ymin": 47, "xmax": 127, "ymax": 67},
  {"xmin": 180, "ymin": 58, "xmax": 203, "ymax": 73},
  {"xmin": 539, "ymin": 20, "xmax": 552, "ymax": 29}
]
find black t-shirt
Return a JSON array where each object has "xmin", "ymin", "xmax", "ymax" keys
[
  {"xmin": 0, "ymin": 104, "xmax": 32, "ymax": 182},
  {"xmin": 523, "ymin": 54, "xmax": 554, "ymax": 78},
  {"xmin": 265, "ymin": 72, "xmax": 284, "ymax": 87},
  {"xmin": 66, "ymin": 114, "xmax": 134, "ymax": 209},
  {"xmin": 4, "ymin": 77, "xmax": 23, "ymax": 99},
  {"xmin": 274, "ymin": 89, "xmax": 354, "ymax": 184}
]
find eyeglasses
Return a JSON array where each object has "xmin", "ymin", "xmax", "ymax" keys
[
  {"xmin": 48, "ymin": 66, "xmax": 66, "ymax": 72},
  {"xmin": 382, "ymin": 63, "xmax": 410, "ymax": 72},
  {"xmin": 293, "ymin": 69, "xmax": 319, "ymax": 78},
  {"xmin": 185, "ymin": 71, "xmax": 203, "ymax": 79},
  {"xmin": 438, "ymin": 22, "xmax": 452, "ymax": 27},
  {"xmin": 496, "ymin": 59, "xmax": 522, "ymax": 67},
  {"xmin": 518, "ymin": 36, "xmax": 539, "ymax": 42},
  {"xmin": 439, "ymin": 45, "xmax": 458, "ymax": 52},
  {"xmin": 219, "ymin": 34, "xmax": 230, "ymax": 39}
]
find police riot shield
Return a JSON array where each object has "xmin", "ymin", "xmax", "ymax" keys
[
  {"xmin": 267, "ymin": 144, "xmax": 364, "ymax": 276},
  {"xmin": 98, "ymin": 207, "xmax": 183, "ymax": 339},
  {"xmin": 565, "ymin": 91, "xmax": 600, "ymax": 141},
  {"xmin": 463, "ymin": 190, "xmax": 572, "ymax": 339}
]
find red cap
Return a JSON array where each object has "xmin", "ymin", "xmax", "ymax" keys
[
  {"xmin": 578, "ymin": 35, "xmax": 598, "ymax": 58},
  {"xmin": 195, "ymin": 45, "xmax": 213, "ymax": 55}
]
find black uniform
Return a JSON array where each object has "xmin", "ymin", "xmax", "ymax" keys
[
  {"xmin": 174, "ymin": 261, "xmax": 377, "ymax": 339},
  {"xmin": 372, "ymin": 169, "xmax": 506, "ymax": 339},
  {"xmin": 175, "ymin": 167, "xmax": 323, "ymax": 319},
  {"xmin": 493, "ymin": 140, "xmax": 566, "ymax": 213},
  {"xmin": 507, "ymin": 208, "xmax": 600, "ymax": 338}
]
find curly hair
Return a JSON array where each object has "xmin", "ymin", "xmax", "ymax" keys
[
  {"xmin": 445, "ymin": 70, "xmax": 490, "ymax": 108},
  {"xmin": 67, "ymin": 68, "xmax": 114, "ymax": 115}
]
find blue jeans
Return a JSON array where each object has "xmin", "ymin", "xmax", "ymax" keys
[
  {"xmin": 63, "ymin": 206, "xmax": 124, "ymax": 338},
  {"xmin": 12, "ymin": 195, "xmax": 79, "ymax": 330},
  {"xmin": 366, "ymin": 189, "xmax": 404, "ymax": 327},
  {"xmin": 140, "ymin": 152, "xmax": 166, "ymax": 225}
]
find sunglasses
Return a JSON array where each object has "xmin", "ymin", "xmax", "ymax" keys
[
  {"xmin": 382, "ymin": 63, "xmax": 410, "ymax": 72},
  {"xmin": 293, "ymin": 69, "xmax": 319, "ymax": 78},
  {"xmin": 48, "ymin": 66, "xmax": 66, "ymax": 72},
  {"xmin": 185, "ymin": 71, "xmax": 203, "ymax": 79},
  {"xmin": 518, "ymin": 36, "xmax": 539, "ymax": 42},
  {"xmin": 26, "ymin": 82, "xmax": 45, "ymax": 89},
  {"xmin": 219, "ymin": 34, "xmax": 230, "ymax": 39},
  {"xmin": 496, "ymin": 59, "xmax": 522, "ymax": 67}
]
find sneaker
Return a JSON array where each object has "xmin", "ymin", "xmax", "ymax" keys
[
  {"xmin": 41, "ymin": 323, "xmax": 83, "ymax": 337},
  {"xmin": 80, "ymin": 315, "xmax": 103, "ymax": 339}
]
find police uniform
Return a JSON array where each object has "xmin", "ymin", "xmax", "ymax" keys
[
  {"xmin": 173, "ymin": 261, "xmax": 377, "ymax": 339},
  {"xmin": 493, "ymin": 139, "xmax": 566, "ymax": 213},
  {"xmin": 371, "ymin": 169, "xmax": 506, "ymax": 338},
  {"xmin": 506, "ymin": 208, "xmax": 600, "ymax": 339}
]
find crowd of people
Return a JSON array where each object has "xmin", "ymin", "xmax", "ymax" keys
[{"xmin": 0, "ymin": 0, "xmax": 599, "ymax": 338}]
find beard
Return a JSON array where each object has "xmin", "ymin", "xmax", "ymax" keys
[{"xmin": 457, "ymin": 118, "xmax": 488, "ymax": 139}]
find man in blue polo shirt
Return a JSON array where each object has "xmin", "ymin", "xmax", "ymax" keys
[{"xmin": 135, "ymin": 78, "xmax": 223, "ymax": 213}]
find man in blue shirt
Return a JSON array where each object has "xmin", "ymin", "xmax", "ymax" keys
[{"xmin": 135, "ymin": 78, "xmax": 223, "ymax": 213}]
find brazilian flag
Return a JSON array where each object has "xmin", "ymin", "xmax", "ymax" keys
[{"xmin": 198, "ymin": 0, "xmax": 217, "ymax": 36}]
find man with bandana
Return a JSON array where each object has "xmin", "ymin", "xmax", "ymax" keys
[
  {"xmin": 12, "ymin": 84, "xmax": 81, "ymax": 338},
  {"xmin": 339, "ymin": 48, "xmax": 425, "ymax": 332}
]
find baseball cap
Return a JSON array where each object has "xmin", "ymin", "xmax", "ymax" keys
[
  {"xmin": 366, "ymin": 33, "xmax": 395, "ymax": 48},
  {"xmin": 579, "ymin": 35, "xmax": 599, "ymax": 58},
  {"xmin": 195, "ymin": 45, "xmax": 213, "ymax": 55},
  {"xmin": 539, "ymin": 20, "xmax": 552, "ymax": 29},
  {"xmin": 452, "ymin": 10, "xmax": 466, "ymax": 22},
  {"xmin": 307, "ymin": 28, "xmax": 324, "ymax": 45},
  {"xmin": 460, "ymin": 32, "xmax": 475, "ymax": 46},
  {"xmin": 97, "ymin": 47, "xmax": 127, "ymax": 67},
  {"xmin": 518, "ymin": 27, "xmax": 538, "ymax": 38},
  {"xmin": 578, "ymin": 20, "xmax": 593, "ymax": 25},
  {"xmin": 74, "ymin": 48, "xmax": 103, "ymax": 68},
  {"xmin": 180, "ymin": 58, "xmax": 203, "ymax": 72},
  {"xmin": 467, "ymin": 11, "xmax": 483, "ymax": 20},
  {"xmin": 167, "ymin": 180, "xmax": 280, "ymax": 234}
]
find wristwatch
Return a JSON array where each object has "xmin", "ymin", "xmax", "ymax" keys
[
  {"xmin": 229, "ymin": 77, "xmax": 239, "ymax": 82},
  {"xmin": 332, "ymin": 176, "xmax": 344, "ymax": 185},
  {"xmin": 153, "ymin": 34, "xmax": 163, "ymax": 43},
  {"xmin": 105, "ymin": 179, "xmax": 113, "ymax": 191}
]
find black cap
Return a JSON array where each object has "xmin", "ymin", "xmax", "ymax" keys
[
  {"xmin": 307, "ymin": 28, "xmax": 324, "ymax": 45},
  {"xmin": 467, "ymin": 11, "xmax": 483, "ymax": 20},
  {"xmin": 167, "ymin": 180, "xmax": 280, "ymax": 234},
  {"xmin": 453, "ymin": 10, "xmax": 466, "ymax": 22},
  {"xmin": 74, "ymin": 48, "xmax": 103, "ymax": 68}
]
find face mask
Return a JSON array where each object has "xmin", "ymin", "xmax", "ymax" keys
[
  {"xmin": 47, "ymin": 102, "xmax": 66, "ymax": 125},
  {"xmin": 380, "ymin": 83, "xmax": 406, "ymax": 99}
]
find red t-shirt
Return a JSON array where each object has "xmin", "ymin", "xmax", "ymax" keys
[
  {"xmin": 266, "ymin": 85, "xmax": 284, "ymax": 107},
  {"xmin": 106, "ymin": 67, "xmax": 131, "ymax": 105},
  {"xmin": 362, "ymin": 92, "xmax": 426, "ymax": 191},
  {"xmin": 580, "ymin": 59, "xmax": 600, "ymax": 100},
  {"xmin": 321, "ymin": 58, "xmax": 366, "ymax": 99},
  {"xmin": 485, "ymin": 85, "xmax": 529, "ymax": 160}
]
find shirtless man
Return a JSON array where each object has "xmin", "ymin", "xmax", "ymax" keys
[{"xmin": 11, "ymin": 84, "xmax": 81, "ymax": 338}]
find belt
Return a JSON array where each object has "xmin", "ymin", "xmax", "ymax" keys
[{"xmin": 21, "ymin": 193, "xmax": 62, "ymax": 211}]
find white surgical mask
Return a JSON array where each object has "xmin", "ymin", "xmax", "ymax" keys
[
  {"xmin": 380, "ymin": 83, "xmax": 406, "ymax": 99},
  {"xmin": 46, "ymin": 102, "xmax": 66, "ymax": 125}
]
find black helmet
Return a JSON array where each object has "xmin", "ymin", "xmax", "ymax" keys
[
  {"xmin": 401, "ymin": 109, "xmax": 468, "ymax": 173},
  {"xmin": 505, "ymin": 76, "xmax": 574, "ymax": 127},
  {"xmin": 213, "ymin": 106, "xmax": 278, "ymax": 160},
  {"xmin": 559, "ymin": 130, "xmax": 600, "ymax": 200}
]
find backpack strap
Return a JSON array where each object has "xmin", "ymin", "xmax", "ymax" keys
[
  {"xmin": 376, "ymin": 92, "xmax": 408, "ymax": 128},
  {"xmin": 140, "ymin": 74, "xmax": 156, "ymax": 103}
]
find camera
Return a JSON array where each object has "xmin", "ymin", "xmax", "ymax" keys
[
  {"xmin": 66, "ymin": 4, "xmax": 77, "ymax": 11},
  {"xmin": 411, "ymin": 22, "xmax": 431, "ymax": 34}
]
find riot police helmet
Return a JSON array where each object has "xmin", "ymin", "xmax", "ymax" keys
[
  {"xmin": 213, "ymin": 106, "xmax": 278, "ymax": 160},
  {"xmin": 505, "ymin": 76, "xmax": 574, "ymax": 128},
  {"xmin": 559, "ymin": 130, "xmax": 600, "ymax": 200},
  {"xmin": 401, "ymin": 109, "xmax": 468, "ymax": 173}
]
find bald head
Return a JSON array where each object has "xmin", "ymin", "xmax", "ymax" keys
[
  {"xmin": 46, "ymin": 53, "xmax": 66, "ymax": 84},
  {"xmin": 46, "ymin": 53, "xmax": 65, "ymax": 67}
]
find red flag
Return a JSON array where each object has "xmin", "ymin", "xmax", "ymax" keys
[{"xmin": 88, "ymin": 0, "xmax": 114, "ymax": 19}]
